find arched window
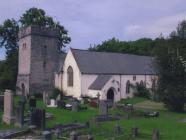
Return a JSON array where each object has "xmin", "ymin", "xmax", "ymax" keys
[
  {"xmin": 67, "ymin": 66, "xmax": 73, "ymax": 87},
  {"xmin": 126, "ymin": 80, "xmax": 130, "ymax": 94}
]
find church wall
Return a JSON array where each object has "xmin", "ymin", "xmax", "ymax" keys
[
  {"xmin": 62, "ymin": 50, "xmax": 81, "ymax": 98},
  {"xmin": 81, "ymin": 74, "xmax": 98, "ymax": 96},
  {"xmin": 85, "ymin": 74, "xmax": 157, "ymax": 101}
]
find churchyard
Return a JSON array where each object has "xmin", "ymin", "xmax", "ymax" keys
[{"xmin": 0, "ymin": 91, "xmax": 186, "ymax": 140}]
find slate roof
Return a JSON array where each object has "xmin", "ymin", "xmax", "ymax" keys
[
  {"xmin": 89, "ymin": 75, "xmax": 112, "ymax": 90},
  {"xmin": 71, "ymin": 48, "xmax": 156, "ymax": 75}
]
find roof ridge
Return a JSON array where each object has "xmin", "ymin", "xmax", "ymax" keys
[{"xmin": 70, "ymin": 47, "xmax": 153, "ymax": 58}]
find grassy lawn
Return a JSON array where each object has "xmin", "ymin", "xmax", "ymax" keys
[{"xmin": 0, "ymin": 96, "xmax": 186, "ymax": 140}]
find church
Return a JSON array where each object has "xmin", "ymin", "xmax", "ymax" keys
[{"xmin": 16, "ymin": 26, "xmax": 157, "ymax": 102}]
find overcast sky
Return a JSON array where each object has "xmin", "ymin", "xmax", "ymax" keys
[{"xmin": 0, "ymin": 0, "xmax": 186, "ymax": 60}]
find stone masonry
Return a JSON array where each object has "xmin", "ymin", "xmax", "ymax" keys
[{"xmin": 16, "ymin": 26, "xmax": 61, "ymax": 95}]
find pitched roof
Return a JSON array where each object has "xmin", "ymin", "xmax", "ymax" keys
[
  {"xmin": 71, "ymin": 48, "xmax": 156, "ymax": 75},
  {"xmin": 89, "ymin": 75, "xmax": 112, "ymax": 90}
]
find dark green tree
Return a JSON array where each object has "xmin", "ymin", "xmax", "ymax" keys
[
  {"xmin": 89, "ymin": 37, "xmax": 155, "ymax": 56},
  {"xmin": 0, "ymin": 7, "xmax": 71, "ymax": 91},
  {"xmin": 155, "ymin": 37, "xmax": 186, "ymax": 112}
]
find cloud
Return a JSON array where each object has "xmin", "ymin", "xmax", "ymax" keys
[{"xmin": 124, "ymin": 11, "xmax": 186, "ymax": 40}]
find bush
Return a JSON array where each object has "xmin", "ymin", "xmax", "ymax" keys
[
  {"xmin": 132, "ymin": 82, "xmax": 150, "ymax": 99},
  {"xmin": 50, "ymin": 88, "xmax": 61, "ymax": 99}
]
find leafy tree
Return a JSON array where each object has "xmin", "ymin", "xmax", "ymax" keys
[
  {"xmin": 89, "ymin": 37, "xmax": 155, "ymax": 56},
  {"xmin": 0, "ymin": 7, "xmax": 71, "ymax": 91},
  {"xmin": 155, "ymin": 37, "xmax": 186, "ymax": 112},
  {"xmin": 20, "ymin": 8, "xmax": 71, "ymax": 49}
]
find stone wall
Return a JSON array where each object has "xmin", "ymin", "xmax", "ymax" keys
[{"xmin": 17, "ymin": 26, "xmax": 61, "ymax": 95}]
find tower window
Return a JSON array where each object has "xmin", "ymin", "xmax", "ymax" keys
[{"xmin": 67, "ymin": 66, "xmax": 73, "ymax": 87}]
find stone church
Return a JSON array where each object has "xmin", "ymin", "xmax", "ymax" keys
[{"xmin": 16, "ymin": 26, "xmax": 157, "ymax": 102}]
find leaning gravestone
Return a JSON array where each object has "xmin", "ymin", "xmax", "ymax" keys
[
  {"xmin": 15, "ymin": 104, "xmax": 24, "ymax": 127},
  {"xmin": 72, "ymin": 101, "xmax": 79, "ymax": 112},
  {"xmin": 99, "ymin": 100, "xmax": 108, "ymax": 115},
  {"xmin": 2, "ymin": 90, "xmax": 14, "ymax": 124},
  {"xmin": 0, "ymin": 95, "xmax": 4, "ymax": 111}
]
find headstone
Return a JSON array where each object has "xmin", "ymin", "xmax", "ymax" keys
[
  {"xmin": 132, "ymin": 127, "xmax": 139, "ymax": 138},
  {"xmin": 30, "ymin": 108, "xmax": 45, "ymax": 129},
  {"xmin": 2, "ymin": 90, "xmax": 14, "ymax": 124},
  {"xmin": 99, "ymin": 100, "xmax": 108, "ymax": 115},
  {"xmin": 15, "ymin": 105, "xmax": 24, "ymax": 127},
  {"xmin": 72, "ymin": 101, "xmax": 79, "ymax": 112},
  {"xmin": 0, "ymin": 95, "xmax": 4, "ymax": 111},
  {"xmin": 29, "ymin": 96, "xmax": 36, "ymax": 108},
  {"xmin": 152, "ymin": 129, "xmax": 160, "ymax": 140},
  {"xmin": 50, "ymin": 99, "xmax": 56, "ymax": 107},
  {"xmin": 42, "ymin": 131, "xmax": 52, "ymax": 140},
  {"xmin": 70, "ymin": 131, "xmax": 78, "ymax": 140}
]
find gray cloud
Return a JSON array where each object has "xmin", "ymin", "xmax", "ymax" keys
[{"xmin": 0, "ymin": 0, "xmax": 186, "ymax": 59}]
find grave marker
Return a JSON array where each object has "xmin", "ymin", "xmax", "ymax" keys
[
  {"xmin": 2, "ymin": 90, "xmax": 14, "ymax": 124},
  {"xmin": 99, "ymin": 100, "xmax": 108, "ymax": 115}
]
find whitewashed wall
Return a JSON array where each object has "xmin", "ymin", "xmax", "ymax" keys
[
  {"xmin": 54, "ymin": 49, "xmax": 157, "ymax": 101},
  {"xmin": 62, "ymin": 50, "xmax": 81, "ymax": 98}
]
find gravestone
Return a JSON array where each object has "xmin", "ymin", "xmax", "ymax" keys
[
  {"xmin": 99, "ymin": 100, "xmax": 108, "ymax": 115},
  {"xmin": 42, "ymin": 131, "xmax": 52, "ymax": 140},
  {"xmin": 132, "ymin": 127, "xmax": 139, "ymax": 138},
  {"xmin": 72, "ymin": 101, "xmax": 79, "ymax": 112},
  {"xmin": 0, "ymin": 95, "xmax": 4, "ymax": 111},
  {"xmin": 29, "ymin": 96, "xmax": 36, "ymax": 108},
  {"xmin": 152, "ymin": 129, "xmax": 160, "ymax": 140},
  {"xmin": 15, "ymin": 104, "xmax": 24, "ymax": 127},
  {"xmin": 70, "ymin": 131, "xmax": 78, "ymax": 140},
  {"xmin": 30, "ymin": 108, "xmax": 45, "ymax": 129},
  {"xmin": 2, "ymin": 90, "xmax": 14, "ymax": 124}
]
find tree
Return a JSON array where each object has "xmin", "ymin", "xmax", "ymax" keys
[
  {"xmin": 155, "ymin": 37, "xmax": 186, "ymax": 112},
  {"xmin": 0, "ymin": 7, "xmax": 71, "ymax": 91},
  {"xmin": 20, "ymin": 7, "xmax": 71, "ymax": 49},
  {"xmin": 89, "ymin": 37, "xmax": 155, "ymax": 56}
]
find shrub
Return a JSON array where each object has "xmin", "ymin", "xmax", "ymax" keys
[
  {"xmin": 50, "ymin": 88, "xmax": 61, "ymax": 99},
  {"xmin": 131, "ymin": 82, "xmax": 150, "ymax": 99}
]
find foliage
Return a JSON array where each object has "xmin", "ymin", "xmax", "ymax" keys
[
  {"xmin": 0, "ymin": 8, "xmax": 71, "ymax": 91},
  {"xmin": 20, "ymin": 8, "xmax": 71, "ymax": 49},
  {"xmin": 131, "ymin": 82, "xmax": 150, "ymax": 99},
  {"xmin": 89, "ymin": 37, "xmax": 155, "ymax": 56},
  {"xmin": 50, "ymin": 88, "xmax": 61, "ymax": 99},
  {"xmin": 155, "ymin": 37, "xmax": 186, "ymax": 112}
]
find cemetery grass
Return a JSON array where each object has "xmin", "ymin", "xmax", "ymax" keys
[
  {"xmin": 0, "ymin": 96, "xmax": 186, "ymax": 140},
  {"xmin": 43, "ymin": 98, "xmax": 186, "ymax": 140}
]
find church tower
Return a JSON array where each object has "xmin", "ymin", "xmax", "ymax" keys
[{"xmin": 16, "ymin": 26, "xmax": 60, "ymax": 95}]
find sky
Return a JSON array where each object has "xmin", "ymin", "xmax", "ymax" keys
[{"xmin": 0, "ymin": 0, "xmax": 186, "ymax": 60}]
